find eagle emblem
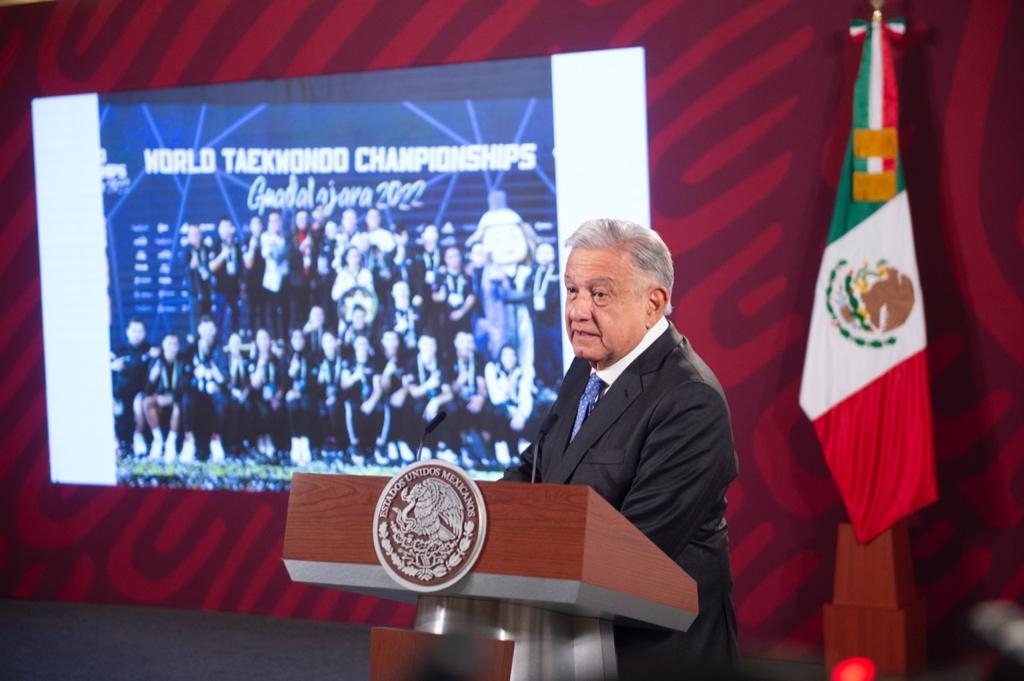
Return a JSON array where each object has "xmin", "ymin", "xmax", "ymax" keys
[
  {"xmin": 825, "ymin": 258, "xmax": 916, "ymax": 348},
  {"xmin": 395, "ymin": 478, "xmax": 465, "ymax": 542},
  {"xmin": 372, "ymin": 460, "xmax": 487, "ymax": 592}
]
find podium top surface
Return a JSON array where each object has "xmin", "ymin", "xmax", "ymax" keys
[{"xmin": 283, "ymin": 473, "xmax": 698, "ymax": 631}]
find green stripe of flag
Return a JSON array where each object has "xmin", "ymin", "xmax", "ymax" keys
[
  {"xmin": 852, "ymin": 22, "xmax": 873, "ymax": 131},
  {"xmin": 826, "ymin": 138, "xmax": 906, "ymax": 245}
]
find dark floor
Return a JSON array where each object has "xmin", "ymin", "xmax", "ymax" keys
[
  {"xmin": 0, "ymin": 599, "xmax": 984, "ymax": 681},
  {"xmin": 0, "ymin": 599, "xmax": 370, "ymax": 681}
]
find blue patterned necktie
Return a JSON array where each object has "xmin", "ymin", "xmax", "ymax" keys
[{"xmin": 570, "ymin": 373, "xmax": 605, "ymax": 442}]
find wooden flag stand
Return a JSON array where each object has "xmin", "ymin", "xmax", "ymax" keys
[{"xmin": 824, "ymin": 521, "xmax": 927, "ymax": 676}]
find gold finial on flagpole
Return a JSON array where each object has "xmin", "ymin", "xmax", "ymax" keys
[{"xmin": 871, "ymin": 0, "xmax": 885, "ymax": 21}]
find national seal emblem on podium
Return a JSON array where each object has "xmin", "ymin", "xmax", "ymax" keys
[{"xmin": 372, "ymin": 460, "xmax": 488, "ymax": 592}]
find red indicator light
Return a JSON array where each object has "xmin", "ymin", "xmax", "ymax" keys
[{"xmin": 832, "ymin": 657, "xmax": 876, "ymax": 681}]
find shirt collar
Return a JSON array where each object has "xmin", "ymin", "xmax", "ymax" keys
[{"xmin": 594, "ymin": 317, "xmax": 669, "ymax": 390}]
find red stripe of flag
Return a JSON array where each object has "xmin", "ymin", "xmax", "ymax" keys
[
  {"xmin": 881, "ymin": 24, "xmax": 899, "ymax": 172},
  {"xmin": 812, "ymin": 351, "xmax": 938, "ymax": 543}
]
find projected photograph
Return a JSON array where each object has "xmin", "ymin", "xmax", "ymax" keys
[{"xmin": 33, "ymin": 48, "xmax": 650, "ymax": 490}]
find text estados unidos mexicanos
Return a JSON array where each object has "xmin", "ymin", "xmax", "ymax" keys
[
  {"xmin": 439, "ymin": 469, "xmax": 477, "ymax": 514},
  {"xmin": 142, "ymin": 143, "xmax": 538, "ymax": 175},
  {"xmin": 376, "ymin": 466, "xmax": 477, "ymax": 518}
]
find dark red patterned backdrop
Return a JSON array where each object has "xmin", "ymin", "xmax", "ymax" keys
[{"xmin": 0, "ymin": 0, "xmax": 1020, "ymax": 662}]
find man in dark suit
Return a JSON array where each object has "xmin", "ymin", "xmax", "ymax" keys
[{"xmin": 503, "ymin": 218, "xmax": 739, "ymax": 677}]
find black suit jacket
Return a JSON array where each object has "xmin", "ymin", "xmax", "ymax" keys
[{"xmin": 505, "ymin": 323, "xmax": 739, "ymax": 674}]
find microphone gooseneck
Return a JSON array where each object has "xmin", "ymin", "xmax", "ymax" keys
[{"xmin": 416, "ymin": 410, "xmax": 448, "ymax": 462}]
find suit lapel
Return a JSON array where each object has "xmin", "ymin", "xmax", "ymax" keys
[
  {"xmin": 547, "ymin": 371, "xmax": 642, "ymax": 483},
  {"xmin": 546, "ymin": 325, "xmax": 683, "ymax": 484},
  {"xmin": 542, "ymin": 361, "xmax": 586, "ymax": 479}
]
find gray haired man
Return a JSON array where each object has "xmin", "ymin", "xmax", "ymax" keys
[{"xmin": 504, "ymin": 218, "xmax": 739, "ymax": 676}]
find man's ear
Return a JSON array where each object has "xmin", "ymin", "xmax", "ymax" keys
[{"xmin": 647, "ymin": 286, "xmax": 669, "ymax": 321}]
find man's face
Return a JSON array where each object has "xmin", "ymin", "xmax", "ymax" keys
[
  {"xmin": 228, "ymin": 333, "xmax": 242, "ymax": 355},
  {"xmin": 218, "ymin": 220, "xmax": 234, "ymax": 241},
  {"xmin": 126, "ymin": 321, "xmax": 145, "ymax": 346},
  {"xmin": 322, "ymin": 332, "xmax": 337, "ymax": 357},
  {"xmin": 249, "ymin": 216, "xmax": 264, "ymax": 236},
  {"xmin": 381, "ymin": 331, "xmax": 399, "ymax": 357},
  {"xmin": 536, "ymin": 243, "xmax": 555, "ymax": 267},
  {"xmin": 454, "ymin": 332, "xmax": 473, "ymax": 359},
  {"xmin": 256, "ymin": 329, "xmax": 270, "ymax": 353},
  {"xmin": 290, "ymin": 330, "xmax": 305, "ymax": 352},
  {"xmin": 309, "ymin": 306, "xmax": 324, "ymax": 328},
  {"xmin": 295, "ymin": 211, "xmax": 309, "ymax": 230},
  {"xmin": 187, "ymin": 225, "xmax": 201, "ymax": 247},
  {"xmin": 162, "ymin": 335, "xmax": 180, "ymax": 361},
  {"xmin": 345, "ymin": 247, "xmax": 362, "ymax": 269},
  {"xmin": 563, "ymin": 247, "xmax": 661, "ymax": 371},
  {"xmin": 422, "ymin": 225, "xmax": 438, "ymax": 248},
  {"xmin": 268, "ymin": 212, "xmax": 282, "ymax": 234},
  {"xmin": 366, "ymin": 209, "xmax": 381, "ymax": 230},
  {"xmin": 444, "ymin": 247, "xmax": 462, "ymax": 271},
  {"xmin": 351, "ymin": 308, "xmax": 367, "ymax": 328},
  {"xmin": 418, "ymin": 335, "xmax": 437, "ymax": 361},
  {"xmin": 354, "ymin": 336, "xmax": 370, "ymax": 361},
  {"xmin": 341, "ymin": 209, "xmax": 357, "ymax": 233},
  {"xmin": 198, "ymin": 320, "xmax": 217, "ymax": 344}
]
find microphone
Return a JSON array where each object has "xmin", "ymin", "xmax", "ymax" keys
[
  {"xmin": 530, "ymin": 411, "xmax": 559, "ymax": 483},
  {"xmin": 416, "ymin": 410, "xmax": 448, "ymax": 462}
]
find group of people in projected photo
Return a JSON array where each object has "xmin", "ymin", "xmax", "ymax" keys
[{"xmin": 110, "ymin": 193, "xmax": 564, "ymax": 487}]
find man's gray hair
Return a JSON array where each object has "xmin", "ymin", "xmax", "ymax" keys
[{"xmin": 566, "ymin": 218, "xmax": 674, "ymax": 312}]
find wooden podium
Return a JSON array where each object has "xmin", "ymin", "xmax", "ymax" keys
[{"xmin": 283, "ymin": 473, "xmax": 699, "ymax": 681}]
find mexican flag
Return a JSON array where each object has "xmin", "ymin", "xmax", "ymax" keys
[{"xmin": 799, "ymin": 13, "xmax": 937, "ymax": 544}]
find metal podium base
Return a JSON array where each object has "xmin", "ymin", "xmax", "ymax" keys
[{"xmin": 415, "ymin": 596, "xmax": 618, "ymax": 681}]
